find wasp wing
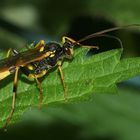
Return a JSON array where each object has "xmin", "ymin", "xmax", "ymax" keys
[{"xmin": 0, "ymin": 48, "xmax": 51, "ymax": 73}]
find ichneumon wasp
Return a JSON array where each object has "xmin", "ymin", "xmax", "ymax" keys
[{"xmin": 0, "ymin": 24, "xmax": 139, "ymax": 129}]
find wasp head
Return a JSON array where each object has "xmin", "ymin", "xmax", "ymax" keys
[{"xmin": 62, "ymin": 41, "xmax": 76, "ymax": 59}]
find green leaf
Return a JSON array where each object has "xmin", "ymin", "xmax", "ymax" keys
[{"xmin": 0, "ymin": 48, "xmax": 140, "ymax": 127}]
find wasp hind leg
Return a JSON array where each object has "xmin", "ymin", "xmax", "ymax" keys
[
  {"xmin": 4, "ymin": 67, "xmax": 19, "ymax": 129},
  {"xmin": 57, "ymin": 62, "xmax": 68, "ymax": 102}
]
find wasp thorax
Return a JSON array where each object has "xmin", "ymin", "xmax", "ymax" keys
[
  {"xmin": 44, "ymin": 42, "xmax": 63, "ymax": 58},
  {"xmin": 45, "ymin": 42, "xmax": 61, "ymax": 52}
]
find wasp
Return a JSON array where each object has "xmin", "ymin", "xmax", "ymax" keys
[{"xmin": 0, "ymin": 24, "xmax": 139, "ymax": 128}]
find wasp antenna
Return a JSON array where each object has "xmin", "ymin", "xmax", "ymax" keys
[
  {"xmin": 77, "ymin": 34, "xmax": 123, "ymax": 50},
  {"xmin": 97, "ymin": 34, "xmax": 123, "ymax": 49},
  {"xmin": 81, "ymin": 45, "xmax": 99, "ymax": 49},
  {"xmin": 76, "ymin": 24, "xmax": 140, "ymax": 44}
]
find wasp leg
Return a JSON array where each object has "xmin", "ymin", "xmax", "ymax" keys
[
  {"xmin": 4, "ymin": 67, "xmax": 19, "ymax": 129},
  {"xmin": 58, "ymin": 62, "xmax": 67, "ymax": 102},
  {"xmin": 21, "ymin": 64, "xmax": 47, "ymax": 108},
  {"xmin": 35, "ymin": 40, "xmax": 45, "ymax": 49},
  {"xmin": 62, "ymin": 36, "xmax": 99, "ymax": 49},
  {"xmin": 6, "ymin": 48, "xmax": 18, "ymax": 57},
  {"xmin": 34, "ymin": 76, "xmax": 43, "ymax": 108},
  {"xmin": 28, "ymin": 71, "xmax": 47, "ymax": 108},
  {"xmin": 26, "ymin": 40, "xmax": 46, "ymax": 51},
  {"xmin": 6, "ymin": 49, "xmax": 12, "ymax": 57},
  {"xmin": 20, "ymin": 67, "xmax": 45, "ymax": 108},
  {"xmin": 6, "ymin": 48, "xmax": 20, "ymax": 58},
  {"xmin": 26, "ymin": 41, "xmax": 36, "ymax": 50},
  {"xmin": 62, "ymin": 36, "xmax": 76, "ymax": 44}
]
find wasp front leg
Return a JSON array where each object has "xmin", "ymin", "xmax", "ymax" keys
[
  {"xmin": 2, "ymin": 49, "xmax": 18, "ymax": 129},
  {"xmin": 62, "ymin": 36, "xmax": 77, "ymax": 44},
  {"xmin": 57, "ymin": 61, "xmax": 67, "ymax": 102},
  {"xmin": 62, "ymin": 36, "xmax": 99, "ymax": 49}
]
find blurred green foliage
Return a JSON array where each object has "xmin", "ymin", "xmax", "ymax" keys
[
  {"xmin": 0, "ymin": 0, "xmax": 140, "ymax": 36},
  {"xmin": 1, "ymin": 92, "xmax": 140, "ymax": 140}
]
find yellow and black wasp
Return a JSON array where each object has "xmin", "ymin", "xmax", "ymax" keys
[{"xmin": 0, "ymin": 24, "xmax": 139, "ymax": 128}]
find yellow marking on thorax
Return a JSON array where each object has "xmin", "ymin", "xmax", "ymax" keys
[
  {"xmin": 50, "ymin": 53, "xmax": 55, "ymax": 57},
  {"xmin": 39, "ymin": 47, "xmax": 44, "ymax": 52},
  {"xmin": 49, "ymin": 51, "xmax": 56, "ymax": 57},
  {"xmin": 27, "ymin": 64, "xmax": 34, "ymax": 70},
  {"xmin": 0, "ymin": 71, "xmax": 11, "ymax": 80}
]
